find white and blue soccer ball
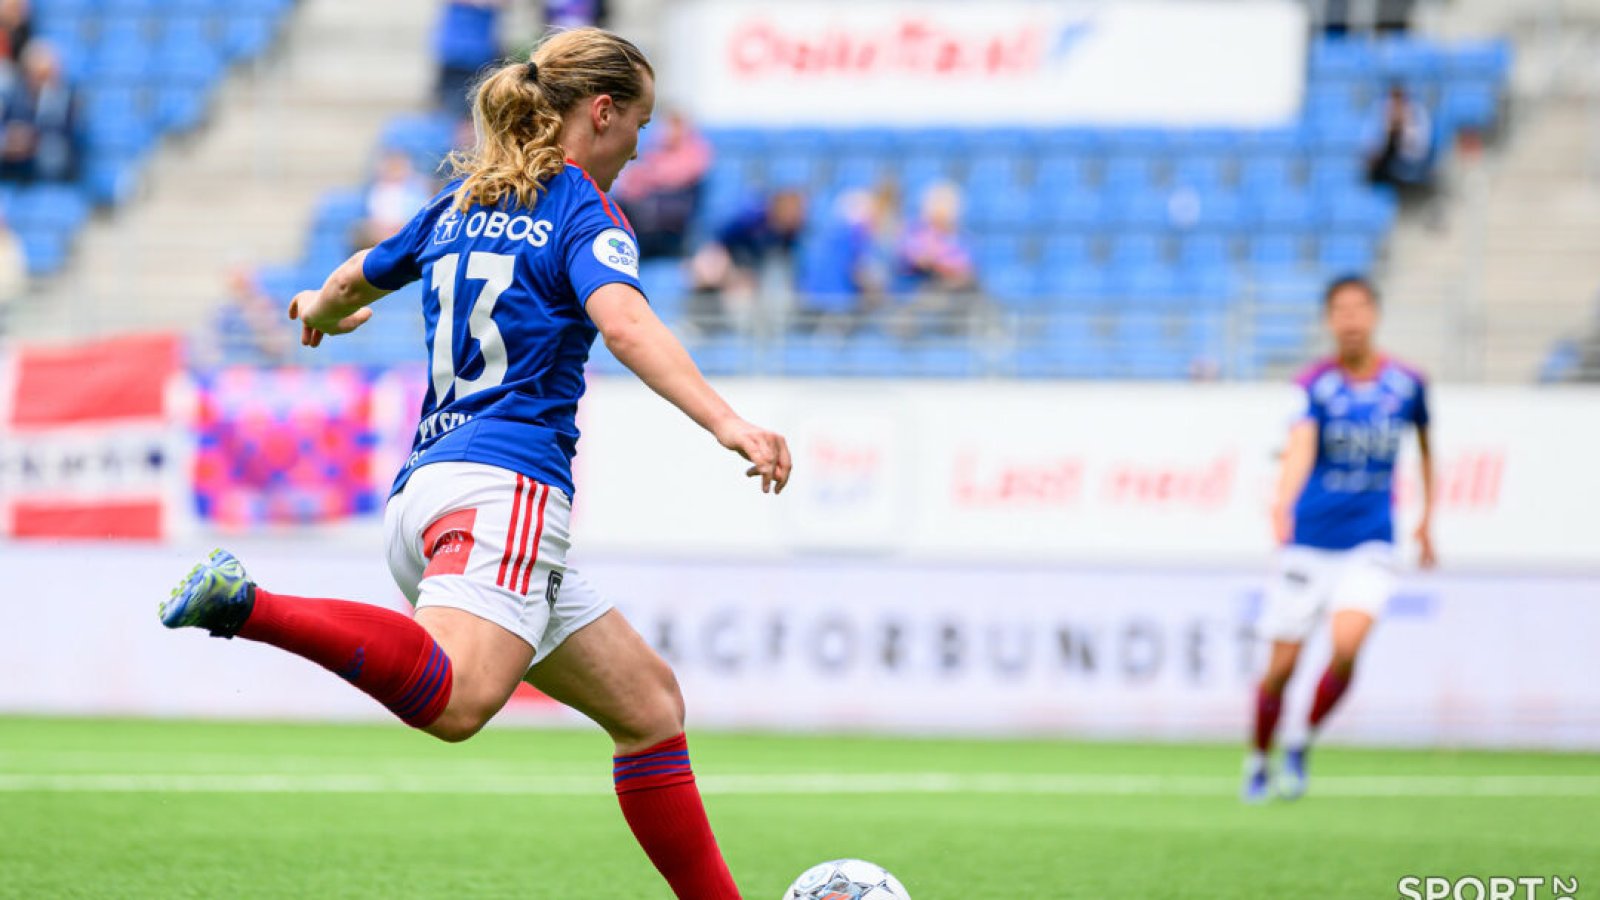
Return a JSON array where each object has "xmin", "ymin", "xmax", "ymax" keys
[{"xmin": 782, "ymin": 859, "xmax": 910, "ymax": 900}]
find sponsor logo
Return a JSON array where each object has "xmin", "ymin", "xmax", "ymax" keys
[
  {"xmin": 433, "ymin": 208, "xmax": 463, "ymax": 245},
  {"xmin": 457, "ymin": 211, "xmax": 554, "ymax": 247},
  {"xmin": 545, "ymin": 570, "xmax": 564, "ymax": 608},
  {"xmin": 591, "ymin": 228, "xmax": 639, "ymax": 276},
  {"xmin": 1398, "ymin": 876, "xmax": 1578, "ymax": 900}
]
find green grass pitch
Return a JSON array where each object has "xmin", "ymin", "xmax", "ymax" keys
[{"xmin": 1, "ymin": 717, "xmax": 1596, "ymax": 898}]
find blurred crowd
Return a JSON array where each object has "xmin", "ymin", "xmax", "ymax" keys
[{"xmin": 0, "ymin": 2, "xmax": 78, "ymax": 186}]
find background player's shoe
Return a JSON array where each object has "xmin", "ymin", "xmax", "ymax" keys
[
  {"xmin": 1241, "ymin": 755, "xmax": 1271, "ymax": 804},
  {"xmin": 1279, "ymin": 746, "xmax": 1309, "ymax": 800},
  {"xmin": 160, "ymin": 549, "xmax": 256, "ymax": 638}
]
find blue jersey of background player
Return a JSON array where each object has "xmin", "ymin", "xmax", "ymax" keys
[
  {"xmin": 1244, "ymin": 275, "xmax": 1437, "ymax": 805},
  {"xmin": 361, "ymin": 164, "xmax": 643, "ymax": 500},
  {"xmin": 1290, "ymin": 338, "xmax": 1430, "ymax": 550}
]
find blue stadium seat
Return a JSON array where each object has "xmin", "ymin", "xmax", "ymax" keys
[
  {"xmin": 20, "ymin": 228, "xmax": 70, "ymax": 275},
  {"xmin": 1104, "ymin": 188, "xmax": 1169, "ymax": 229},
  {"xmin": 88, "ymin": 36, "xmax": 154, "ymax": 82},
  {"xmin": 1039, "ymin": 233, "xmax": 1094, "ymax": 268},
  {"xmin": 1040, "ymin": 263, "xmax": 1111, "ymax": 305},
  {"xmin": 907, "ymin": 340, "xmax": 980, "ymax": 378},
  {"xmin": 977, "ymin": 186, "xmax": 1045, "ymax": 231},
  {"xmin": 1239, "ymin": 156, "xmax": 1297, "ymax": 195},
  {"xmin": 967, "ymin": 148, "xmax": 1029, "ymax": 187},
  {"xmin": 223, "ymin": 13, "xmax": 279, "ymax": 60},
  {"xmin": 1102, "ymin": 155, "xmax": 1157, "ymax": 192},
  {"xmin": 1188, "ymin": 189, "xmax": 1250, "ymax": 231},
  {"xmin": 831, "ymin": 155, "xmax": 889, "ymax": 191},
  {"xmin": 1178, "ymin": 233, "xmax": 1233, "ymax": 270},
  {"xmin": 1306, "ymin": 80, "xmax": 1366, "ymax": 119},
  {"xmin": 1308, "ymin": 154, "xmax": 1363, "ymax": 194},
  {"xmin": 1248, "ymin": 233, "xmax": 1306, "ymax": 269},
  {"xmin": 1041, "ymin": 191, "xmax": 1105, "ymax": 229},
  {"xmin": 1318, "ymin": 233, "xmax": 1378, "ymax": 273},
  {"xmin": 1036, "ymin": 128, "xmax": 1102, "ymax": 158},
  {"xmin": 1254, "ymin": 190, "xmax": 1316, "ymax": 230},
  {"xmin": 1034, "ymin": 154, "xmax": 1092, "ymax": 193},
  {"xmin": 762, "ymin": 152, "xmax": 822, "ymax": 191},
  {"xmin": 840, "ymin": 332, "xmax": 907, "ymax": 378},
  {"xmin": 1376, "ymin": 38, "xmax": 1443, "ymax": 81},
  {"xmin": 974, "ymin": 233, "xmax": 1028, "ymax": 271},
  {"xmin": 1441, "ymin": 83, "xmax": 1499, "ymax": 132},
  {"xmin": 13, "ymin": 185, "xmax": 90, "ymax": 232},
  {"xmin": 1170, "ymin": 155, "xmax": 1226, "ymax": 191},
  {"xmin": 1324, "ymin": 189, "xmax": 1397, "ymax": 233},
  {"xmin": 1309, "ymin": 37, "xmax": 1377, "ymax": 81},
  {"xmin": 1108, "ymin": 232, "xmax": 1165, "ymax": 270},
  {"xmin": 983, "ymin": 263, "xmax": 1041, "ymax": 311},
  {"xmin": 1111, "ymin": 265, "xmax": 1184, "ymax": 308},
  {"xmin": 1308, "ymin": 110, "xmax": 1368, "ymax": 155}
]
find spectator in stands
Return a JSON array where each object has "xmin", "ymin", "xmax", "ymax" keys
[
  {"xmin": 1364, "ymin": 84, "xmax": 1436, "ymax": 196},
  {"xmin": 210, "ymin": 265, "xmax": 294, "ymax": 365},
  {"xmin": 0, "ymin": 0, "xmax": 33, "ymax": 90},
  {"xmin": 793, "ymin": 187, "xmax": 896, "ymax": 335},
  {"xmin": 0, "ymin": 41, "xmax": 79, "ymax": 184},
  {"xmin": 359, "ymin": 149, "xmax": 435, "ymax": 247},
  {"xmin": 611, "ymin": 109, "xmax": 712, "ymax": 260},
  {"xmin": 434, "ymin": 0, "xmax": 504, "ymax": 119},
  {"xmin": 0, "ymin": 209, "xmax": 26, "ymax": 333},
  {"xmin": 891, "ymin": 181, "xmax": 980, "ymax": 337},
  {"xmin": 687, "ymin": 189, "xmax": 807, "ymax": 333}
]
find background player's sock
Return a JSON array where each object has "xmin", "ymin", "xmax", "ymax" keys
[
  {"xmin": 238, "ymin": 589, "xmax": 453, "ymax": 728},
  {"xmin": 614, "ymin": 733, "xmax": 741, "ymax": 899},
  {"xmin": 1253, "ymin": 684, "xmax": 1284, "ymax": 753},
  {"xmin": 1308, "ymin": 665, "xmax": 1353, "ymax": 733}
]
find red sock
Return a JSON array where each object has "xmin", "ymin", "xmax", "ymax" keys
[
  {"xmin": 1253, "ymin": 684, "xmax": 1283, "ymax": 752},
  {"xmin": 614, "ymin": 733, "xmax": 740, "ymax": 900},
  {"xmin": 1309, "ymin": 666, "xmax": 1353, "ymax": 731},
  {"xmin": 237, "ymin": 588, "xmax": 453, "ymax": 729}
]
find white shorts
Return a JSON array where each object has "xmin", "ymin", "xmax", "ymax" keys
[
  {"xmin": 1258, "ymin": 541, "xmax": 1398, "ymax": 643},
  {"xmin": 383, "ymin": 461, "xmax": 611, "ymax": 663}
]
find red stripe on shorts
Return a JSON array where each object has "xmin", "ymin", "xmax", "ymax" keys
[
  {"xmin": 510, "ymin": 481, "xmax": 539, "ymax": 593},
  {"xmin": 421, "ymin": 509, "xmax": 478, "ymax": 579},
  {"xmin": 496, "ymin": 475, "xmax": 526, "ymax": 587},
  {"xmin": 518, "ymin": 485, "xmax": 551, "ymax": 595}
]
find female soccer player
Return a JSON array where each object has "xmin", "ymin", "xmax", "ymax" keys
[
  {"xmin": 161, "ymin": 29, "xmax": 788, "ymax": 899},
  {"xmin": 1243, "ymin": 275, "xmax": 1436, "ymax": 803}
]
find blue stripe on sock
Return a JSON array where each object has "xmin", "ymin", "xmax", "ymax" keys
[
  {"xmin": 613, "ymin": 764, "xmax": 694, "ymax": 784},
  {"xmin": 612, "ymin": 749, "xmax": 690, "ymax": 769},
  {"xmin": 392, "ymin": 645, "xmax": 443, "ymax": 718},
  {"xmin": 393, "ymin": 645, "xmax": 446, "ymax": 720}
]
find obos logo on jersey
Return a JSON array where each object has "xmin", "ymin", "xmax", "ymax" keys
[
  {"xmin": 433, "ymin": 207, "xmax": 463, "ymax": 245},
  {"xmin": 592, "ymin": 228, "xmax": 639, "ymax": 277}
]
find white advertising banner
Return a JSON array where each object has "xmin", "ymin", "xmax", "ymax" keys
[
  {"xmin": 1, "ymin": 543, "xmax": 1596, "ymax": 748},
  {"xmin": 663, "ymin": 0, "xmax": 1308, "ymax": 127},
  {"xmin": 571, "ymin": 381, "xmax": 1600, "ymax": 572}
]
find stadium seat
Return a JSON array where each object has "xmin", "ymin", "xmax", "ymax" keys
[
  {"xmin": 1318, "ymin": 233, "xmax": 1378, "ymax": 273},
  {"xmin": 1034, "ymin": 154, "xmax": 1092, "ymax": 194},
  {"xmin": 1248, "ymin": 233, "xmax": 1306, "ymax": 270}
]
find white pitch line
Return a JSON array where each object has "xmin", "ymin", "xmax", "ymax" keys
[{"xmin": 1, "ymin": 772, "xmax": 1599, "ymax": 798}]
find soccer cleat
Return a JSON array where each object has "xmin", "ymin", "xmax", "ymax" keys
[
  {"xmin": 1241, "ymin": 756, "xmax": 1272, "ymax": 804},
  {"xmin": 1279, "ymin": 746, "xmax": 1309, "ymax": 800},
  {"xmin": 160, "ymin": 548, "xmax": 256, "ymax": 638}
]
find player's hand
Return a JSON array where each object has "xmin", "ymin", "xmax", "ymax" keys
[
  {"xmin": 288, "ymin": 290, "xmax": 372, "ymax": 348},
  {"xmin": 1270, "ymin": 500, "xmax": 1294, "ymax": 545},
  {"xmin": 1414, "ymin": 521, "xmax": 1438, "ymax": 569},
  {"xmin": 714, "ymin": 417, "xmax": 791, "ymax": 495}
]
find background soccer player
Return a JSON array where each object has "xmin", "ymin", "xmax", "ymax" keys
[
  {"xmin": 1244, "ymin": 275, "xmax": 1437, "ymax": 803},
  {"xmin": 160, "ymin": 29, "xmax": 789, "ymax": 899}
]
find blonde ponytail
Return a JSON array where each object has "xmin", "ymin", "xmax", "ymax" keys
[{"xmin": 448, "ymin": 28, "xmax": 653, "ymax": 212}]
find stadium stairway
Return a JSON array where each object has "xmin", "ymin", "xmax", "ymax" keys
[{"xmin": 11, "ymin": 0, "xmax": 437, "ymax": 340}]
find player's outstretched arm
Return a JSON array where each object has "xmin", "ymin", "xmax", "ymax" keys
[
  {"xmin": 1271, "ymin": 420, "xmax": 1318, "ymax": 544},
  {"xmin": 1414, "ymin": 424, "xmax": 1438, "ymax": 568},
  {"xmin": 586, "ymin": 282, "xmax": 791, "ymax": 494},
  {"xmin": 287, "ymin": 249, "xmax": 392, "ymax": 348}
]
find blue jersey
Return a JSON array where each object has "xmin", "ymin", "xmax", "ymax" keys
[
  {"xmin": 1292, "ymin": 358, "xmax": 1430, "ymax": 550},
  {"xmin": 363, "ymin": 164, "xmax": 645, "ymax": 498}
]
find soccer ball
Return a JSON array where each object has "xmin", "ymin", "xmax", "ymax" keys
[{"xmin": 781, "ymin": 858, "xmax": 910, "ymax": 900}]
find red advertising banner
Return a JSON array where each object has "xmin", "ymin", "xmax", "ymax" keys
[{"xmin": 0, "ymin": 333, "xmax": 184, "ymax": 540}]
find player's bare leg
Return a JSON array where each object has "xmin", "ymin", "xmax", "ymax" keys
[
  {"xmin": 1245, "ymin": 640, "xmax": 1301, "ymax": 802},
  {"xmin": 414, "ymin": 607, "xmax": 535, "ymax": 742},
  {"xmin": 526, "ymin": 609, "xmax": 739, "ymax": 899},
  {"xmin": 1281, "ymin": 609, "xmax": 1376, "ymax": 799}
]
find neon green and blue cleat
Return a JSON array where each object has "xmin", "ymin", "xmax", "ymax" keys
[{"xmin": 160, "ymin": 548, "xmax": 256, "ymax": 638}]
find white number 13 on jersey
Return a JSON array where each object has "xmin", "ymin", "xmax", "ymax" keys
[{"xmin": 429, "ymin": 251, "xmax": 513, "ymax": 402}]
